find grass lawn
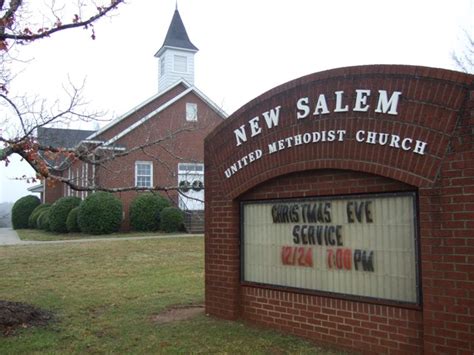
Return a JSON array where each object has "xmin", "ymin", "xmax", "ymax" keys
[
  {"xmin": 0, "ymin": 236, "xmax": 343, "ymax": 354},
  {"xmin": 16, "ymin": 229, "xmax": 181, "ymax": 241}
]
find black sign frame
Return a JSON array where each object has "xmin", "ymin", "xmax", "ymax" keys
[{"xmin": 240, "ymin": 191, "xmax": 421, "ymax": 307}]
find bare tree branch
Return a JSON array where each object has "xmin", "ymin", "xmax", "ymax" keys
[
  {"xmin": 0, "ymin": 92, "xmax": 26, "ymax": 133},
  {"xmin": 1, "ymin": 0, "xmax": 124, "ymax": 45},
  {"xmin": 0, "ymin": 0, "xmax": 217, "ymax": 209},
  {"xmin": 451, "ymin": 29, "xmax": 474, "ymax": 74}
]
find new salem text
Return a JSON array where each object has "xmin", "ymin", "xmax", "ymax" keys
[{"xmin": 225, "ymin": 89, "xmax": 427, "ymax": 179}]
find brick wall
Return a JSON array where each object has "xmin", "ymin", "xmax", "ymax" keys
[
  {"xmin": 43, "ymin": 178, "xmax": 64, "ymax": 204},
  {"xmin": 204, "ymin": 65, "xmax": 473, "ymax": 354},
  {"xmin": 240, "ymin": 169, "xmax": 422, "ymax": 353},
  {"xmin": 418, "ymin": 85, "xmax": 474, "ymax": 353},
  {"xmin": 42, "ymin": 87, "xmax": 224, "ymax": 231},
  {"xmin": 98, "ymin": 90, "xmax": 223, "ymax": 230},
  {"xmin": 94, "ymin": 84, "xmax": 188, "ymax": 142}
]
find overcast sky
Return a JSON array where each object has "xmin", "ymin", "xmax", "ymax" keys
[{"xmin": 0, "ymin": 0, "xmax": 472, "ymax": 203}]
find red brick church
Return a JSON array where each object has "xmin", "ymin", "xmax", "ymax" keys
[{"xmin": 34, "ymin": 7, "xmax": 226, "ymax": 231}]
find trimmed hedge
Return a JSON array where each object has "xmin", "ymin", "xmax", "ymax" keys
[
  {"xmin": 28, "ymin": 203, "xmax": 51, "ymax": 228},
  {"xmin": 37, "ymin": 208, "xmax": 51, "ymax": 231},
  {"xmin": 12, "ymin": 195, "xmax": 41, "ymax": 229},
  {"xmin": 160, "ymin": 207, "xmax": 184, "ymax": 233},
  {"xmin": 129, "ymin": 193, "xmax": 171, "ymax": 231},
  {"xmin": 66, "ymin": 207, "xmax": 80, "ymax": 233},
  {"xmin": 78, "ymin": 192, "xmax": 122, "ymax": 235},
  {"xmin": 49, "ymin": 196, "xmax": 82, "ymax": 233}
]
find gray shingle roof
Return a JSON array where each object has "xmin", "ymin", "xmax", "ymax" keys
[
  {"xmin": 37, "ymin": 127, "xmax": 96, "ymax": 148},
  {"xmin": 156, "ymin": 8, "xmax": 198, "ymax": 55},
  {"xmin": 36, "ymin": 127, "xmax": 96, "ymax": 170}
]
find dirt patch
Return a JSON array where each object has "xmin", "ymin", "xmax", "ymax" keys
[
  {"xmin": 0, "ymin": 300, "xmax": 55, "ymax": 336},
  {"xmin": 151, "ymin": 304, "xmax": 204, "ymax": 324}
]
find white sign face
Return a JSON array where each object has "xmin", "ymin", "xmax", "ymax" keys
[{"xmin": 242, "ymin": 193, "xmax": 419, "ymax": 303}]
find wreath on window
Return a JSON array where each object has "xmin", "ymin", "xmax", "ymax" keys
[
  {"xmin": 192, "ymin": 180, "xmax": 204, "ymax": 192},
  {"xmin": 179, "ymin": 180, "xmax": 190, "ymax": 192}
]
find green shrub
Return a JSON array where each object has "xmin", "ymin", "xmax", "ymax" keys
[
  {"xmin": 49, "ymin": 196, "xmax": 82, "ymax": 233},
  {"xmin": 37, "ymin": 208, "xmax": 51, "ymax": 231},
  {"xmin": 11, "ymin": 195, "xmax": 41, "ymax": 229},
  {"xmin": 160, "ymin": 207, "xmax": 184, "ymax": 233},
  {"xmin": 78, "ymin": 192, "xmax": 122, "ymax": 235},
  {"xmin": 66, "ymin": 206, "xmax": 81, "ymax": 233},
  {"xmin": 129, "ymin": 193, "xmax": 171, "ymax": 231},
  {"xmin": 28, "ymin": 203, "xmax": 51, "ymax": 228}
]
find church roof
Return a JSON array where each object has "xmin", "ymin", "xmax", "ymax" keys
[
  {"xmin": 37, "ymin": 127, "xmax": 96, "ymax": 149},
  {"xmin": 155, "ymin": 8, "xmax": 198, "ymax": 57},
  {"xmin": 85, "ymin": 80, "xmax": 227, "ymax": 145},
  {"xmin": 36, "ymin": 127, "xmax": 96, "ymax": 170}
]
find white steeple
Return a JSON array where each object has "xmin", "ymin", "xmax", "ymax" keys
[{"xmin": 154, "ymin": 7, "xmax": 198, "ymax": 92}]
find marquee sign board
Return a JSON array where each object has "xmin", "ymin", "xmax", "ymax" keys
[{"xmin": 242, "ymin": 192, "xmax": 419, "ymax": 303}]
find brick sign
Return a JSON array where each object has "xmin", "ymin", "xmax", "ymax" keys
[{"xmin": 205, "ymin": 65, "xmax": 473, "ymax": 354}]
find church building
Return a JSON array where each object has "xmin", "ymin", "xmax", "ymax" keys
[{"xmin": 37, "ymin": 7, "xmax": 226, "ymax": 231}]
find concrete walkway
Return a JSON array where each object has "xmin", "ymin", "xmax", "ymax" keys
[
  {"xmin": 0, "ymin": 228, "xmax": 202, "ymax": 246},
  {"xmin": 0, "ymin": 228, "xmax": 26, "ymax": 245}
]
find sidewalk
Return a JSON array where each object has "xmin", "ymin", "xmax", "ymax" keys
[
  {"xmin": 0, "ymin": 228, "xmax": 202, "ymax": 246},
  {"xmin": 0, "ymin": 228, "xmax": 28, "ymax": 245}
]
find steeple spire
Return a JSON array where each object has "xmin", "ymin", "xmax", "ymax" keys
[
  {"xmin": 155, "ymin": 7, "xmax": 198, "ymax": 57},
  {"xmin": 154, "ymin": 6, "xmax": 198, "ymax": 93}
]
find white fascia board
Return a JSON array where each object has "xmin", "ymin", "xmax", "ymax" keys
[
  {"xmin": 98, "ymin": 146, "xmax": 126, "ymax": 151},
  {"xmin": 27, "ymin": 184, "xmax": 43, "ymax": 193},
  {"xmin": 81, "ymin": 140, "xmax": 104, "ymax": 144},
  {"xmin": 191, "ymin": 85, "xmax": 228, "ymax": 119},
  {"xmin": 154, "ymin": 45, "xmax": 198, "ymax": 58},
  {"xmin": 85, "ymin": 81, "xmax": 192, "ymax": 141},
  {"xmin": 104, "ymin": 87, "xmax": 194, "ymax": 146}
]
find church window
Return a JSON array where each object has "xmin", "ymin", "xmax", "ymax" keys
[
  {"xmin": 186, "ymin": 103, "xmax": 198, "ymax": 121},
  {"xmin": 135, "ymin": 161, "xmax": 153, "ymax": 188}
]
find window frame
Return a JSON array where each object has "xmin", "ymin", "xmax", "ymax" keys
[
  {"xmin": 186, "ymin": 102, "xmax": 198, "ymax": 122},
  {"xmin": 178, "ymin": 163, "xmax": 204, "ymax": 175},
  {"xmin": 135, "ymin": 161, "xmax": 153, "ymax": 188}
]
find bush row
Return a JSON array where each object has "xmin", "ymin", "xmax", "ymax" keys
[{"xmin": 13, "ymin": 192, "xmax": 184, "ymax": 235}]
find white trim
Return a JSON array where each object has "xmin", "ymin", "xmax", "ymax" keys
[
  {"xmin": 92, "ymin": 162, "xmax": 96, "ymax": 193},
  {"xmin": 154, "ymin": 45, "xmax": 198, "ymax": 58},
  {"xmin": 85, "ymin": 81, "xmax": 192, "ymax": 141},
  {"xmin": 27, "ymin": 184, "xmax": 43, "ymax": 193},
  {"xmin": 76, "ymin": 169, "xmax": 79, "ymax": 198},
  {"xmin": 135, "ymin": 161, "xmax": 153, "ymax": 188},
  {"xmin": 190, "ymin": 85, "xmax": 227, "ymax": 118},
  {"xmin": 67, "ymin": 167, "xmax": 72, "ymax": 197},
  {"xmin": 103, "ymin": 84, "xmax": 227, "ymax": 146},
  {"xmin": 81, "ymin": 140, "xmax": 104, "ymax": 144},
  {"xmin": 105, "ymin": 87, "xmax": 193, "ymax": 145},
  {"xmin": 186, "ymin": 102, "xmax": 198, "ymax": 121},
  {"xmin": 98, "ymin": 146, "xmax": 126, "ymax": 151},
  {"xmin": 85, "ymin": 80, "xmax": 227, "ymax": 148},
  {"xmin": 178, "ymin": 162, "xmax": 204, "ymax": 174}
]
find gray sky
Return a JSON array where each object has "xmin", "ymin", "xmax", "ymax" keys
[{"xmin": 0, "ymin": 0, "xmax": 472, "ymax": 202}]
